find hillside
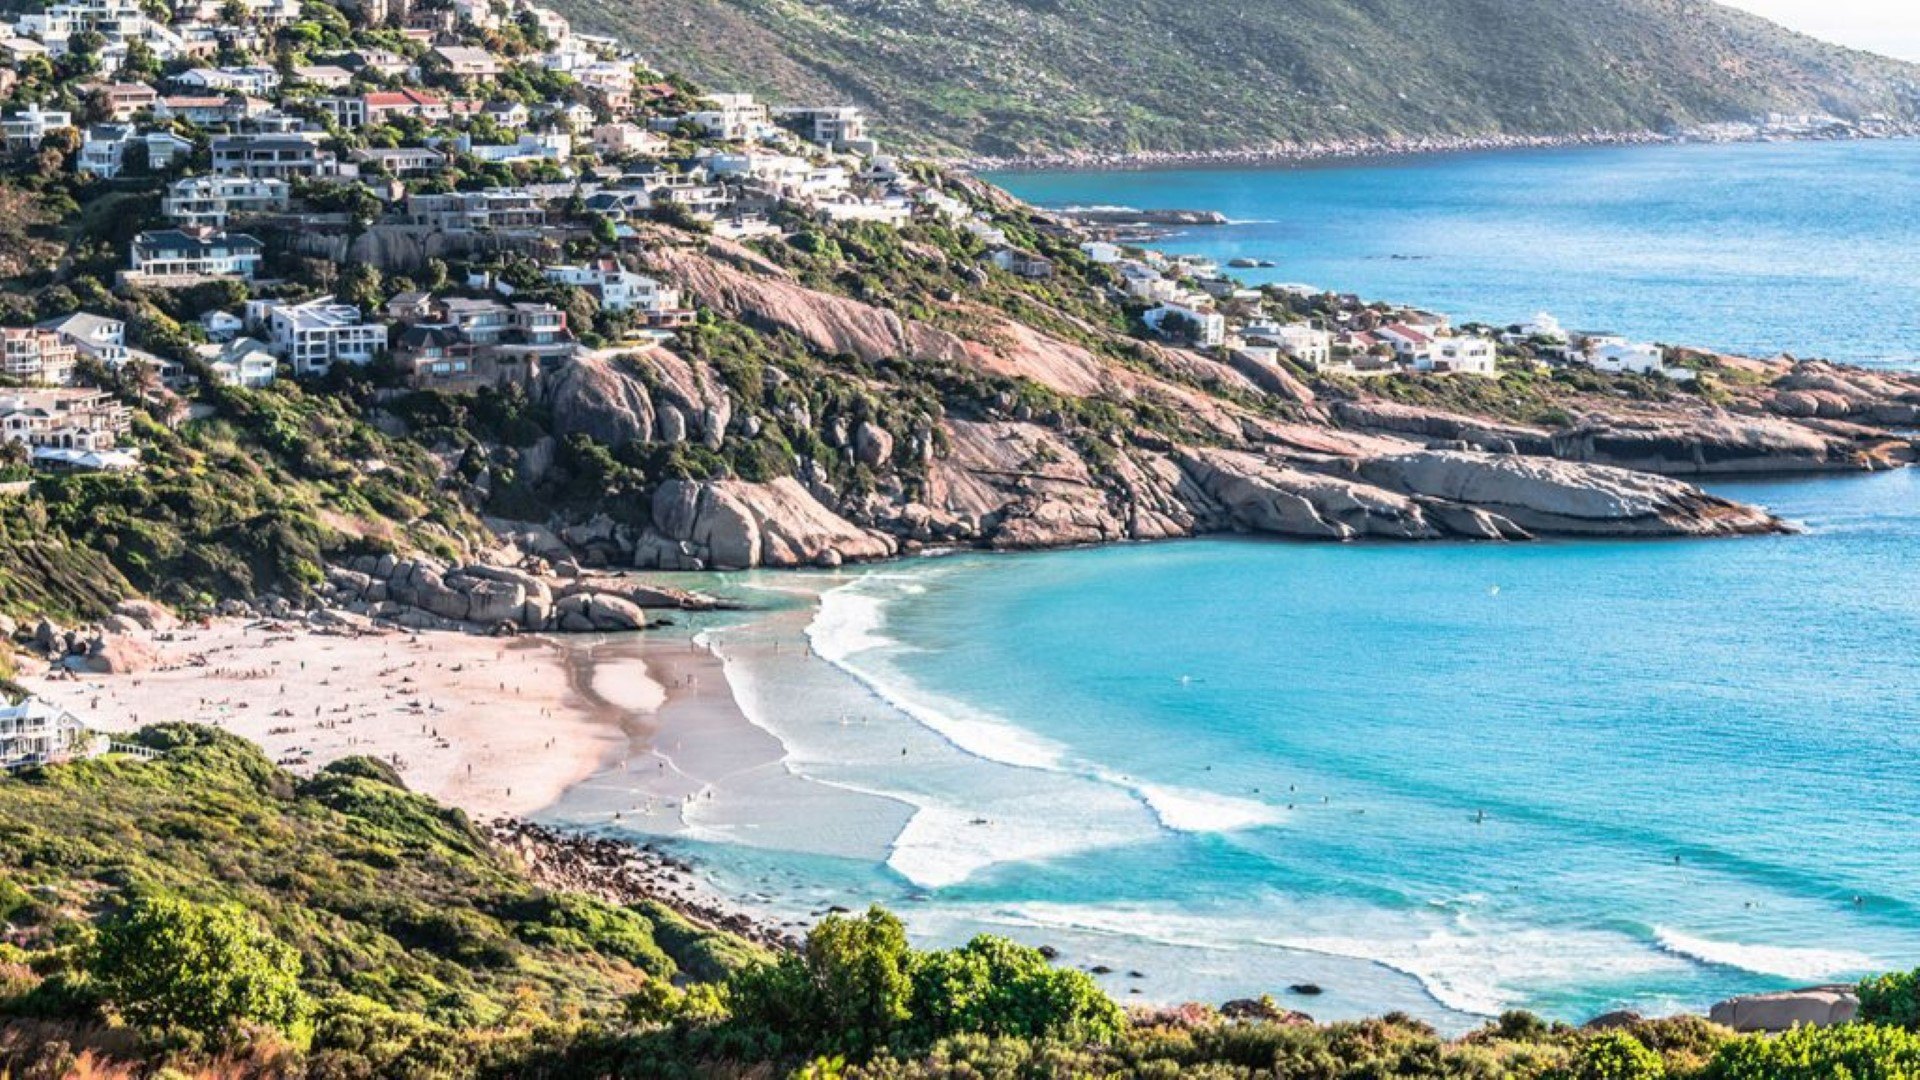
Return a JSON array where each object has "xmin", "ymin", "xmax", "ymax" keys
[
  {"xmin": 6, "ymin": 728, "xmax": 1920, "ymax": 1078},
  {"xmin": 552, "ymin": 0, "xmax": 1920, "ymax": 156}
]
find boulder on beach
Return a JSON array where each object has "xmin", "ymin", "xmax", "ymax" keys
[
  {"xmin": 111, "ymin": 598, "xmax": 179, "ymax": 632},
  {"xmin": 1707, "ymin": 986, "xmax": 1858, "ymax": 1032}
]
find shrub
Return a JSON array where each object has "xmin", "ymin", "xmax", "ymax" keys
[
  {"xmin": 1708, "ymin": 1023, "xmax": 1920, "ymax": 1080},
  {"xmin": 1565, "ymin": 1031, "xmax": 1665, "ymax": 1080},
  {"xmin": 1861, "ymin": 969, "xmax": 1920, "ymax": 1030},
  {"xmin": 88, "ymin": 895, "xmax": 309, "ymax": 1039}
]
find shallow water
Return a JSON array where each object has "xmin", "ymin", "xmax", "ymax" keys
[
  {"xmin": 989, "ymin": 140, "xmax": 1920, "ymax": 368},
  {"xmin": 565, "ymin": 470, "xmax": 1920, "ymax": 1026}
]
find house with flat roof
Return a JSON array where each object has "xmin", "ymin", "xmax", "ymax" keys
[
  {"xmin": 126, "ymin": 226, "xmax": 263, "ymax": 283},
  {"xmin": 247, "ymin": 296, "xmax": 387, "ymax": 377}
]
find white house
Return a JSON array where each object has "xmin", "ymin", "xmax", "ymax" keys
[
  {"xmin": 1425, "ymin": 335, "xmax": 1499, "ymax": 377},
  {"xmin": 37, "ymin": 311, "xmax": 125, "ymax": 368},
  {"xmin": 200, "ymin": 309, "xmax": 244, "ymax": 341},
  {"xmin": 163, "ymin": 174, "xmax": 291, "ymax": 227},
  {"xmin": 0, "ymin": 699, "xmax": 97, "ymax": 771},
  {"xmin": 1080, "ymin": 241, "xmax": 1122, "ymax": 265},
  {"xmin": 1242, "ymin": 323, "xmax": 1332, "ymax": 368},
  {"xmin": 544, "ymin": 261, "xmax": 681, "ymax": 315},
  {"xmin": 1, "ymin": 105, "xmax": 74, "ymax": 151},
  {"xmin": 1143, "ymin": 303, "xmax": 1226, "ymax": 348},
  {"xmin": 173, "ymin": 65, "xmax": 281, "ymax": 96},
  {"xmin": 194, "ymin": 336, "xmax": 278, "ymax": 386},
  {"xmin": 249, "ymin": 296, "xmax": 388, "ymax": 376}
]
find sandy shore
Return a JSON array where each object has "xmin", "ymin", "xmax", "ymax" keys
[{"xmin": 18, "ymin": 619, "xmax": 682, "ymax": 820}]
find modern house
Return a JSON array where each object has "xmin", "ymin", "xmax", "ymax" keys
[
  {"xmin": 248, "ymin": 296, "xmax": 388, "ymax": 376},
  {"xmin": 162, "ymin": 174, "xmax": 290, "ymax": 228},
  {"xmin": 126, "ymin": 227, "xmax": 263, "ymax": 282}
]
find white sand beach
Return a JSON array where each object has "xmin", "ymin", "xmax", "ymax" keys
[{"xmin": 18, "ymin": 619, "xmax": 693, "ymax": 820}]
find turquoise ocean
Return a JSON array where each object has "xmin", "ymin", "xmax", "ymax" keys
[
  {"xmin": 990, "ymin": 139, "xmax": 1920, "ymax": 368},
  {"xmin": 562, "ymin": 142, "xmax": 1920, "ymax": 1027}
]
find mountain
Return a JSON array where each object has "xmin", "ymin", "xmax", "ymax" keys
[{"xmin": 551, "ymin": 0, "xmax": 1920, "ymax": 156}]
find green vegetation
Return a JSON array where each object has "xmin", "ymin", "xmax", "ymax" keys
[
  {"xmin": 543, "ymin": 0, "xmax": 1920, "ymax": 156},
  {"xmin": 5, "ymin": 731, "xmax": 1920, "ymax": 1078}
]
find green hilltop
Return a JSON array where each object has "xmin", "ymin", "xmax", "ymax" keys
[{"xmin": 547, "ymin": 0, "xmax": 1920, "ymax": 156}]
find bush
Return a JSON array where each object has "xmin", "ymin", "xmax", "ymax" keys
[
  {"xmin": 1861, "ymin": 969, "xmax": 1920, "ymax": 1030},
  {"xmin": 1565, "ymin": 1031, "xmax": 1664, "ymax": 1080},
  {"xmin": 1708, "ymin": 1023, "xmax": 1920, "ymax": 1080},
  {"xmin": 909, "ymin": 935, "xmax": 1123, "ymax": 1046},
  {"xmin": 88, "ymin": 895, "xmax": 309, "ymax": 1039}
]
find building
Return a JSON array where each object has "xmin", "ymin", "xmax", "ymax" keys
[
  {"xmin": 0, "ymin": 699, "xmax": 97, "ymax": 771},
  {"xmin": 193, "ymin": 335, "xmax": 278, "ymax": 386},
  {"xmin": 1242, "ymin": 323, "xmax": 1332, "ymax": 369},
  {"xmin": 152, "ymin": 94, "xmax": 268, "ymax": 126},
  {"xmin": 990, "ymin": 248, "xmax": 1055, "ymax": 281},
  {"xmin": 248, "ymin": 296, "xmax": 388, "ymax": 376},
  {"xmin": 653, "ymin": 92, "xmax": 768, "ymax": 140},
  {"xmin": 162, "ymin": 174, "xmax": 290, "ymax": 227},
  {"xmin": 1, "ymin": 105, "xmax": 74, "ymax": 151},
  {"xmin": 36, "ymin": 311, "xmax": 125, "ymax": 368},
  {"xmin": 1143, "ymin": 303, "xmax": 1226, "ymax": 349},
  {"xmin": 590, "ymin": 122, "xmax": 667, "ymax": 159},
  {"xmin": 1425, "ymin": 335, "xmax": 1499, "ymax": 377},
  {"xmin": 1, "ymin": 328, "xmax": 80, "ymax": 385},
  {"xmin": 94, "ymin": 82, "xmax": 158, "ymax": 121},
  {"xmin": 452, "ymin": 131, "xmax": 570, "ymax": 164},
  {"xmin": 0, "ymin": 387, "xmax": 132, "ymax": 458},
  {"xmin": 292, "ymin": 63, "xmax": 354, "ymax": 89},
  {"xmin": 428, "ymin": 44, "xmax": 503, "ymax": 80},
  {"xmin": 199, "ymin": 309, "xmax": 244, "ymax": 341},
  {"xmin": 211, "ymin": 134, "xmax": 336, "ymax": 180},
  {"xmin": 773, "ymin": 105, "xmax": 872, "ymax": 152},
  {"xmin": 1375, "ymin": 324, "xmax": 1435, "ymax": 365},
  {"xmin": 127, "ymin": 227, "xmax": 263, "ymax": 282},
  {"xmin": 172, "ymin": 65, "xmax": 281, "ymax": 96},
  {"xmin": 544, "ymin": 261, "xmax": 684, "ymax": 317},
  {"xmin": 350, "ymin": 145, "xmax": 446, "ymax": 177}
]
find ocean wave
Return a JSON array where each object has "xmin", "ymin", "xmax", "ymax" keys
[
  {"xmin": 1267, "ymin": 925, "xmax": 1689, "ymax": 1018},
  {"xmin": 1653, "ymin": 928, "xmax": 1877, "ymax": 981},
  {"xmin": 1129, "ymin": 781, "xmax": 1286, "ymax": 833}
]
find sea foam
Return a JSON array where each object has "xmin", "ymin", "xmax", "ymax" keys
[{"xmin": 1653, "ymin": 928, "xmax": 1877, "ymax": 981}]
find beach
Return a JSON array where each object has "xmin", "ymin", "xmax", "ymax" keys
[{"xmin": 19, "ymin": 616, "xmax": 701, "ymax": 822}]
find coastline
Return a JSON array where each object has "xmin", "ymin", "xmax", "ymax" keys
[{"xmin": 957, "ymin": 127, "xmax": 1918, "ymax": 174}]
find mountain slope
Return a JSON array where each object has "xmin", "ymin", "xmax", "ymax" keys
[{"xmin": 558, "ymin": 0, "xmax": 1920, "ymax": 156}]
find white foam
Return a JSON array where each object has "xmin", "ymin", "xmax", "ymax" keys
[
  {"xmin": 1654, "ymin": 928, "xmax": 1877, "ymax": 981},
  {"xmin": 1268, "ymin": 925, "xmax": 1691, "ymax": 1017},
  {"xmin": 884, "ymin": 795, "xmax": 1148, "ymax": 890},
  {"xmin": 1131, "ymin": 781, "xmax": 1286, "ymax": 833},
  {"xmin": 809, "ymin": 579, "xmax": 1071, "ymax": 772}
]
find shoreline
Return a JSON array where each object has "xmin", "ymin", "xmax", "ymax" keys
[{"xmin": 957, "ymin": 127, "xmax": 1919, "ymax": 174}]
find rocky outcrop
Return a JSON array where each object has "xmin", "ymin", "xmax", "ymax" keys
[
  {"xmin": 1357, "ymin": 449, "xmax": 1783, "ymax": 537},
  {"xmin": 641, "ymin": 478, "xmax": 898, "ymax": 569},
  {"xmin": 1708, "ymin": 987, "xmax": 1858, "ymax": 1032},
  {"xmin": 110, "ymin": 598, "xmax": 179, "ymax": 633},
  {"xmin": 327, "ymin": 557, "xmax": 658, "ymax": 634},
  {"xmin": 1179, "ymin": 448, "xmax": 1448, "ymax": 541},
  {"xmin": 1551, "ymin": 412, "xmax": 1882, "ymax": 475},
  {"xmin": 541, "ymin": 348, "xmax": 732, "ymax": 449},
  {"xmin": 1767, "ymin": 362, "xmax": 1920, "ymax": 427},
  {"xmin": 1332, "ymin": 400, "xmax": 1551, "ymax": 455}
]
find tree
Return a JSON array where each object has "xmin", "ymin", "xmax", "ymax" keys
[
  {"xmin": 89, "ymin": 895, "xmax": 310, "ymax": 1038},
  {"xmin": 908, "ymin": 934, "xmax": 1124, "ymax": 1046},
  {"xmin": 727, "ymin": 907, "xmax": 913, "ymax": 1059}
]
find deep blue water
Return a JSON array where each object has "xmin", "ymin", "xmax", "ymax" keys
[{"xmin": 988, "ymin": 140, "xmax": 1920, "ymax": 368}]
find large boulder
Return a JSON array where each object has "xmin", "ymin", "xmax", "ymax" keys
[
  {"xmin": 111, "ymin": 598, "xmax": 179, "ymax": 632},
  {"xmin": 854, "ymin": 421, "xmax": 895, "ymax": 466},
  {"xmin": 69, "ymin": 634, "xmax": 161, "ymax": 674},
  {"xmin": 410, "ymin": 568, "xmax": 471, "ymax": 622},
  {"xmin": 552, "ymin": 593, "xmax": 646, "ymax": 632},
  {"xmin": 648, "ymin": 477, "xmax": 896, "ymax": 569},
  {"xmin": 463, "ymin": 578, "xmax": 528, "ymax": 625},
  {"xmin": 1179, "ymin": 448, "xmax": 1442, "ymax": 541},
  {"xmin": 1708, "ymin": 987, "xmax": 1858, "ymax": 1033}
]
